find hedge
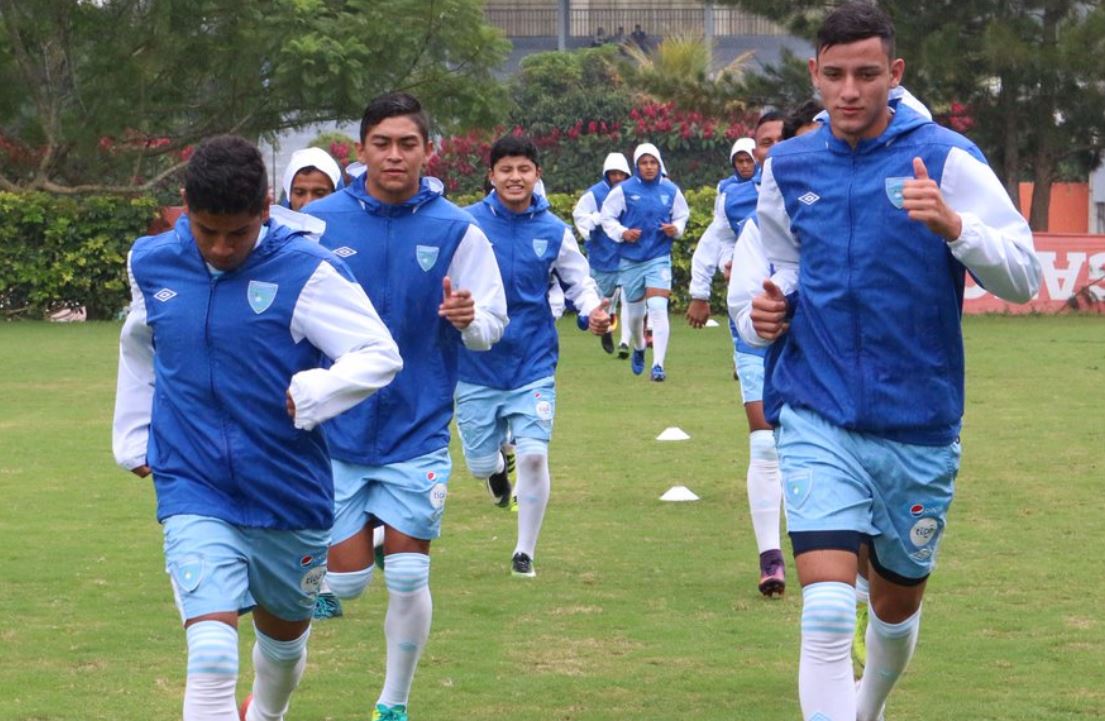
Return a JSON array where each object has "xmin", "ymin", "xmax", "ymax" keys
[
  {"xmin": 0, "ymin": 186, "xmax": 730, "ymax": 321},
  {"xmin": 0, "ymin": 192, "xmax": 158, "ymax": 320}
]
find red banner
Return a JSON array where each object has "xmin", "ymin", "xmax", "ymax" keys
[{"xmin": 964, "ymin": 234, "xmax": 1105, "ymax": 314}]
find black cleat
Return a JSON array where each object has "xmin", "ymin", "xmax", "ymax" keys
[
  {"xmin": 511, "ymin": 552, "xmax": 536, "ymax": 577},
  {"xmin": 601, "ymin": 331, "xmax": 615, "ymax": 354},
  {"xmin": 486, "ymin": 457, "xmax": 512, "ymax": 508},
  {"xmin": 617, "ymin": 342, "xmax": 629, "ymax": 359}
]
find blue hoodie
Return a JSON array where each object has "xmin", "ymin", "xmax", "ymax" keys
[
  {"xmin": 761, "ymin": 105, "xmax": 990, "ymax": 445},
  {"xmin": 723, "ymin": 170, "xmax": 759, "ymax": 237},
  {"xmin": 128, "ymin": 216, "xmax": 349, "ymax": 530},
  {"xmin": 600, "ymin": 172, "xmax": 688, "ymax": 264},
  {"xmin": 580, "ymin": 177, "xmax": 620, "ymax": 271},
  {"xmin": 307, "ymin": 177, "xmax": 492, "ymax": 465},
  {"xmin": 459, "ymin": 192, "xmax": 577, "ymax": 389}
]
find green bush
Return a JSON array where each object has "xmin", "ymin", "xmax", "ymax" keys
[
  {"xmin": 451, "ymin": 186, "xmax": 727, "ymax": 312},
  {"xmin": 0, "ymin": 192, "xmax": 158, "ymax": 320}
]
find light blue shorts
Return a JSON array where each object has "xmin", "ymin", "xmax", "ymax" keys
[
  {"xmin": 776, "ymin": 404, "xmax": 960, "ymax": 580},
  {"xmin": 590, "ymin": 268, "xmax": 620, "ymax": 298},
  {"xmin": 162, "ymin": 514, "xmax": 329, "ymax": 623},
  {"xmin": 619, "ymin": 255, "xmax": 672, "ymax": 302},
  {"xmin": 331, "ymin": 448, "xmax": 452, "ymax": 544},
  {"xmin": 455, "ymin": 377, "xmax": 556, "ymax": 460},
  {"xmin": 736, "ymin": 350, "xmax": 765, "ymax": 404}
]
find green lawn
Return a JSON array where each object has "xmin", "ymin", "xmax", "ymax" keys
[{"xmin": 0, "ymin": 315, "xmax": 1102, "ymax": 720}]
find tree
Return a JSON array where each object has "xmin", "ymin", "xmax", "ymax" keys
[
  {"xmin": 720, "ymin": 1, "xmax": 1105, "ymax": 230},
  {"xmin": 0, "ymin": 0, "xmax": 510, "ymax": 194}
]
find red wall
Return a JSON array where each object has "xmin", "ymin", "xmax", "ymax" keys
[{"xmin": 1018, "ymin": 183, "xmax": 1089, "ymax": 234}]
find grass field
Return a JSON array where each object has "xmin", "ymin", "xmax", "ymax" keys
[{"xmin": 0, "ymin": 315, "xmax": 1102, "ymax": 720}]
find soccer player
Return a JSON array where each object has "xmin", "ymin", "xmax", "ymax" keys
[
  {"xmin": 304, "ymin": 92, "xmax": 507, "ymax": 721},
  {"xmin": 599, "ymin": 142, "xmax": 689, "ymax": 381},
  {"xmin": 280, "ymin": 147, "xmax": 342, "ymax": 211},
  {"xmin": 573, "ymin": 152, "xmax": 632, "ymax": 356},
  {"xmin": 458, "ymin": 135, "xmax": 610, "ymax": 577},
  {"xmin": 741, "ymin": 4, "xmax": 1041, "ymax": 719},
  {"xmin": 112, "ymin": 135, "xmax": 403, "ymax": 721}
]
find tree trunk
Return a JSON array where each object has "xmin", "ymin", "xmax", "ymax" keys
[
  {"xmin": 998, "ymin": 74, "xmax": 1021, "ymax": 206},
  {"xmin": 1028, "ymin": 150, "xmax": 1054, "ymax": 232}
]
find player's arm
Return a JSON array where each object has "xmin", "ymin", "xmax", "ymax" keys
[
  {"xmin": 599, "ymin": 186, "xmax": 632, "ymax": 242},
  {"xmin": 925, "ymin": 149, "xmax": 1041, "ymax": 302},
  {"xmin": 572, "ymin": 191, "xmax": 600, "ymax": 239},
  {"xmin": 441, "ymin": 223, "xmax": 509, "ymax": 350},
  {"xmin": 287, "ymin": 260, "xmax": 404, "ymax": 431},
  {"xmin": 746, "ymin": 158, "xmax": 799, "ymax": 345},
  {"xmin": 669, "ymin": 187, "xmax": 690, "ymax": 237},
  {"xmin": 728, "ymin": 219, "xmax": 771, "ymax": 344},
  {"xmin": 552, "ymin": 227, "xmax": 609, "ymax": 334},
  {"xmin": 112, "ymin": 251, "xmax": 154, "ymax": 477}
]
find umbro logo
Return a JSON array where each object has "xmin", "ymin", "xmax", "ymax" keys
[
  {"xmin": 153, "ymin": 288, "xmax": 177, "ymax": 302},
  {"xmin": 333, "ymin": 246, "xmax": 357, "ymax": 258},
  {"xmin": 798, "ymin": 191, "xmax": 820, "ymax": 206}
]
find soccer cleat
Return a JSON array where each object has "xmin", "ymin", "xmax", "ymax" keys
[
  {"xmin": 853, "ymin": 600, "xmax": 869, "ymax": 673},
  {"xmin": 371, "ymin": 703, "xmax": 409, "ymax": 721},
  {"xmin": 617, "ymin": 342, "xmax": 630, "ymax": 359},
  {"xmin": 511, "ymin": 552, "xmax": 536, "ymax": 577},
  {"xmin": 486, "ymin": 454, "xmax": 512, "ymax": 508},
  {"xmin": 650, "ymin": 364, "xmax": 666, "ymax": 382},
  {"xmin": 631, "ymin": 348, "xmax": 645, "ymax": 375},
  {"xmin": 758, "ymin": 549, "xmax": 786, "ymax": 597},
  {"xmin": 238, "ymin": 694, "xmax": 252, "ymax": 721},
  {"xmin": 313, "ymin": 591, "xmax": 343, "ymax": 620},
  {"xmin": 600, "ymin": 331, "xmax": 615, "ymax": 354}
]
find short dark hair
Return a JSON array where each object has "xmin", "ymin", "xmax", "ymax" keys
[
  {"xmin": 756, "ymin": 110, "xmax": 784, "ymax": 128},
  {"xmin": 359, "ymin": 92, "xmax": 430, "ymax": 143},
  {"xmin": 783, "ymin": 100, "xmax": 824, "ymax": 140},
  {"xmin": 489, "ymin": 134, "xmax": 541, "ymax": 169},
  {"xmin": 185, "ymin": 135, "xmax": 267, "ymax": 216},
  {"xmin": 292, "ymin": 165, "xmax": 334, "ymax": 189},
  {"xmin": 817, "ymin": 1, "xmax": 895, "ymax": 59}
]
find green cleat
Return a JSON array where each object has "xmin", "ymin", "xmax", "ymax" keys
[
  {"xmin": 371, "ymin": 703, "xmax": 408, "ymax": 721},
  {"xmin": 312, "ymin": 592, "xmax": 343, "ymax": 620},
  {"xmin": 853, "ymin": 601, "xmax": 868, "ymax": 675}
]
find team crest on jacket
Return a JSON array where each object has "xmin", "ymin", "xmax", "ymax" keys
[
  {"xmin": 532, "ymin": 238, "xmax": 548, "ymax": 258},
  {"xmin": 885, "ymin": 177, "xmax": 909, "ymax": 209},
  {"xmin": 247, "ymin": 281, "xmax": 278, "ymax": 314},
  {"xmin": 660, "ymin": 193, "xmax": 670, "ymax": 204},
  {"xmin": 416, "ymin": 245, "xmax": 440, "ymax": 271}
]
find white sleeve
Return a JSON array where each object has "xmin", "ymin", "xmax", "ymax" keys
[
  {"xmin": 112, "ymin": 252, "xmax": 155, "ymax": 471},
  {"xmin": 447, "ymin": 224, "xmax": 509, "ymax": 351},
  {"xmin": 757, "ymin": 158, "xmax": 800, "ymax": 298},
  {"xmin": 287, "ymin": 261, "xmax": 404, "ymax": 431},
  {"xmin": 553, "ymin": 227, "xmax": 603, "ymax": 316},
  {"xmin": 941, "ymin": 146, "xmax": 1041, "ymax": 303},
  {"xmin": 572, "ymin": 192, "xmax": 600, "ymax": 239},
  {"xmin": 690, "ymin": 219, "xmax": 722, "ymax": 300},
  {"xmin": 670, "ymin": 188, "xmax": 690, "ymax": 236},
  {"xmin": 599, "ymin": 186, "xmax": 630, "ymax": 242},
  {"xmin": 728, "ymin": 220, "xmax": 773, "ymax": 347}
]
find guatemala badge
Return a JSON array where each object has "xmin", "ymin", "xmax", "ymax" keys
[
  {"xmin": 532, "ymin": 238, "xmax": 548, "ymax": 258},
  {"xmin": 885, "ymin": 176, "xmax": 910, "ymax": 209},
  {"xmin": 416, "ymin": 245, "xmax": 440, "ymax": 272},
  {"xmin": 247, "ymin": 281, "xmax": 278, "ymax": 314}
]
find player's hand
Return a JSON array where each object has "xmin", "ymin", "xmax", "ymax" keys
[
  {"xmin": 902, "ymin": 157, "xmax": 962, "ymax": 241},
  {"xmin": 685, "ymin": 298, "xmax": 710, "ymax": 328},
  {"xmin": 131, "ymin": 464, "xmax": 151, "ymax": 478},
  {"xmin": 750, "ymin": 278, "xmax": 789, "ymax": 340},
  {"xmin": 587, "ymin": 299, "xmax": 611, "ymax": 335},
  {"xmin": 622, "ymin": 228, "xmax": 642, "ymax": 243},
  {"xmin": 439, "ymin": 276, "xmax": 476, "ymax": 330},
  {"xmin": 722, "ymin": 260, "xmax": 733, "ymax": 281},
  {"xmin": 286, "ymin": 390, "xmax": 296, "ymax": 420},
  {"xmin": 659, "ymin": 222, "xmax": 677, "ymax": 238}
]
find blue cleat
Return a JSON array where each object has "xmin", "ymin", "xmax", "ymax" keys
[
  {"xmin": 371, "ymin": 704, "xmax": 408, "ymax": 721},
  {"xmin": 631, "ymin": 348, "xmax": 645, "ymax": 375},
  {"xmin": 650, "ymin": 364, "xmax": 666, "ymax": 382},
  {"xmin": 313, "ymin": 592, "xmax": 343, "ymax": 620}
]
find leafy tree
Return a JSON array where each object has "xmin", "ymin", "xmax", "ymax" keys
[
  {"xmin": 0, "ymin": 0, "xmax": 509, "ymax": 193},
  {"xmin": 720, "ymin": 1, "xmax": 1105, "ymax": 230}
]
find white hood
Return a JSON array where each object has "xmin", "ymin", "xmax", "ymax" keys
[{"xmin": 281, "ymin": 147, "xmax": 342, "ymax": 202}]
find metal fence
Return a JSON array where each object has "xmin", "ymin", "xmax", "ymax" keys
[{"xmin": 485, "ymin": 6, "xmax": 786, "ymax": 38}]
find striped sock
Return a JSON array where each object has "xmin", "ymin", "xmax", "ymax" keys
[
  {"xmin": 378, "ymin": 553, "xmax": 432, "ymax": 708},
  {"xmin": 183, "ymin": 620, "xmax": 239, "ymax": 721},
  {"xmin": 856, "ymin": 605, "xmax": 921, "ymax": 721},
  {"xmin": 798, "ymin": 581, "xmax": 856, "ymax": 721}
]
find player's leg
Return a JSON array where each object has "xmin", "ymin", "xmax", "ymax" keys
[
  {"xmin": 164, "ymin": 515, "xmax": 251, "ymax": 721},
  {"xmin": 854, "ymin": 435, "xmax": 959, "ymax": 721},
  {"xmin": 854, "ymin": 541, "xmax": 871, "ymax": 672},
  {"xmin": 241, "ymin": 527, "xmax": 327, "ymax": 721},
  {"xmin": 454, "ymin": 381, "xmax": 511, "ymax": 507},
  {"xmin": 371, "ymin": 449, "xmax": 451, "ymax": 718},
  {"xmin": 592, "ymin": 270, "xmax": 619, "ymax": 354},
  {"xmin": 743, "ymin": 397, "xmax": 784, "ymax": 597},
  {"xmin": 643, "ymin": 256, "xmax": 674, "ymax": 381},
  {"xmin": 620, "ymin": 261, "xmax": 648, "ymax": 373},
  {"xmin": 324, "ymin": 460, "xmax": 380, "ymax": 602},
  {"xmin": 776, "ymin": 404, "xmax": 874, "ymax": 721},
  {"xmin": 504, "ymin": 378, "xmax": 556, "ymax": 577}
]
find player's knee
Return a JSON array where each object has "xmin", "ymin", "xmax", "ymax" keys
[
  {"xmin": 325, "ymin": 566, "xmax": 374, "ymax": 600},
  {"xmin": 384, "ymin": 552, "xmax": 430, "ymax": 594},
  {"xmin": 645, "ymin": 295, "xmax": 668, "ymax": 313},
  {"xmin": 513, "ymin": 437, "xmax": 548, "ymax": 458},
  {"xmin": 465, "ymin": 451, "xmax": 502, "ymax": 479},
  {"xmin": 799, "ymin": 581, "xmax": 855, "ymax": 661},
  {"xmin": 254, "ymin": 625, "xmax": 309, "ymax": 666},
  {"xmin": 749, "ymin": 429, "xmax": 778, "ymax": 462},
  {"xmin": 185, "ymin": 620, "xmax": 239, "ymax": 678}
]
